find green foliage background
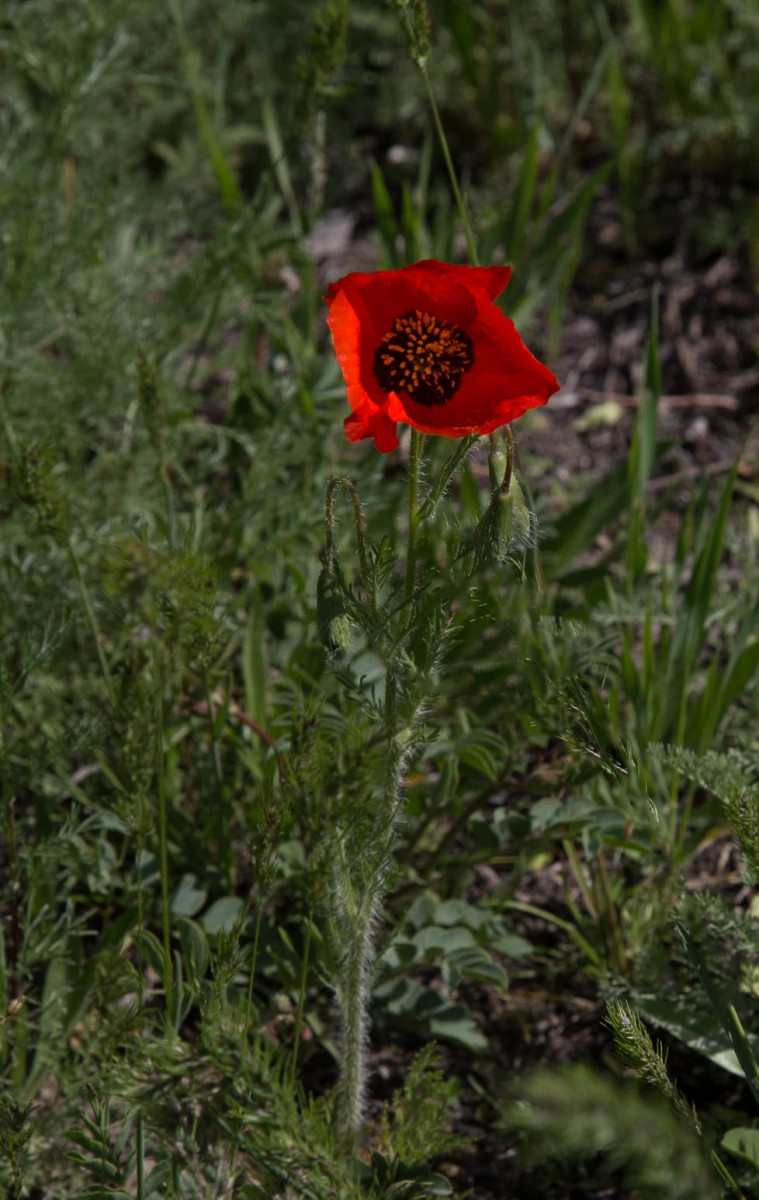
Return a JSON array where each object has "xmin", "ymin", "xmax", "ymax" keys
[{"xmin": 1, "ymin": 0, "xmax": 759, "ymax": 1195}]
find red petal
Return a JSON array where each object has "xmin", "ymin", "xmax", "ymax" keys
[{"xmin": 398, "ymin": 259, "xmax": 512, "ymax": 302}]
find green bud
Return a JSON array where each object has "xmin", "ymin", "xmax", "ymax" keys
[
  {"xmin": 509, "ymin": 477, "xmax": 534, "ymax": 549},
  {"xmin": 471, "ymin": 489, "xmax": 514, "ymax": 570},
  {"xmin": 317, "ymin": 567, "xmax": 352, "ymax": 653},
  {"xmin": 471, "ymin": 476, "xmax": 534, "ymax": 570}
]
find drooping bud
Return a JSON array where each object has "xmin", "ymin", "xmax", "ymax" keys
[{"xmin": 317, "ymin": 566, "xmax": 352, "ymax": 653}]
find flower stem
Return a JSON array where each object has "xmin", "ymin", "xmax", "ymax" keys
[
  {"xmin": 503, "ymin": 426, "xmax": 515, "ymax": 492},
  {"xmin": 418, "ymin": 60, "xmax": 479, "ymax": 268},
  {"xmin": 418, "ymin": 432, "xmax": 478, "ymax": 521},
  {"xmin": 336, "ymin": 434, "xmax": 424, "ymax": 1139},
  {"xmin": 338, "ymin": 877, "xmax": 375, "ymax": 1140},
  {"xmin": 402, "ymin": 429, "xmax": 424, "ymax": 618},
  {"xmin": 337, "ymin": 660, "xmax": 407, "ymax": 1141}
]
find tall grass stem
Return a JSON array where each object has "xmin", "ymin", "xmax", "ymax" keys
[
  {"xmin": 289, "ymin": 914, "xmax": 313, "ymax": 1089},
  {"xmin": 68, "ymin": 538, "xmax": 114, "ymax": 703},
  {"xmin": 154, "ymin": 677, "xmax": 174, "ymax": 1026},
  {"xmin": 419, "ymin": 62, "xmax": 478, "ymax": 266}
]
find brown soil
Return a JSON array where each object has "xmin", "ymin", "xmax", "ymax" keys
[{"xmin": 522, "ymin": 186, "xmax": 759, "ymax": 504}]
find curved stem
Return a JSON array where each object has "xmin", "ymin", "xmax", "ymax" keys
[{"xmin": 325, "ymin": 475, "xmax": 368, "ymax": 578}]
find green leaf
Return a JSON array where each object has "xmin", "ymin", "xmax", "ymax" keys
[
  {"xmin": 132, "ymin": 929, "xmax": 167, "ymax": 978},
  {"xmin": 170, "ymin": 873, "xmax": 208, "ymax": 918},
  {"xmin": 489, "ymin": 930, "xmax": 533, "ymax": 959},
  {"xmin": 455, "ymin": 729, "xmax": 506, "ymax": 780},
  {"xmin": 374, "ymin": 977, "xmax": 487, "ymax": 1050},
  {"xmin": 370, "ymin": 158, "xmax": 400, "ymax": 268},
  {"xmin": 65, "ymin": 1128, "xmax": 111, "ymax": 1155},
  {"xmin": 636, "ymin": 996, "xmax": 750, "ymax": 1078},
  {"xmin": 260, "ymin": 90, "xmax": 301, "ymax": 233},
  {"xmin": 175, "ymin": 915, "xmax": 210, "ymax": 980},
  {"xmin": 405, "ymin": 895, "xmax": 436, "ymax": 929},
  {"xmin": 202, "ymin": 896, "xmax": 245, "ymax": 935},
  {"xmin": 428, "ymin": 1011, "xmax": 487, "ymax": 1051},
  {"xmin": 243, "ymin": 588, "xmax": 268, "ymax": 735},
  {"xmin": 659, "ymin": 465, "xmax": 737, "ymax": 743},
  {"xmin": 442, "ymin": 945, "xmax": 507, "ymax": 988},
  {"xmin": 411, "ymin": 925, "xmax": 474, "ymax": 960},
  {"xmin": 143, "ymin": 1161, "xmax": 172, "ymax": 1197},
  {"xmin": 722, "ymin": 1127, "xmax": 759, "ymax": 1169},
  {"xmin": 505, "ymin": 120, "xmax": 541, "ymax": 261},
  {"xmin": 432, "ymin": 899, "xmax": 485, "ymax": 929}
]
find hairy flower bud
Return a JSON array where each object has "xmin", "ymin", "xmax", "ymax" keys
[
  {"xmin": 509, "ymin": 477, "xmax": 534, "ymax": 549},
  {"xmin": 317, "ymin": 567, "xmax": 352, "ymax": 653},
  {"xmin": 471, "ymin": 476, "xmax": 533, "ymax": 569}
]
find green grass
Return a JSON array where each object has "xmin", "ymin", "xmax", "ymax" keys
[{"xmin": 1, "ymin": 0, "xmax": 759, "ymax": 1196}]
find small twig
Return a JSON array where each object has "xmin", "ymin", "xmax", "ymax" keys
[{"xmin": 192, "ymin": 697, "xmax": 273, "ymax": 746}]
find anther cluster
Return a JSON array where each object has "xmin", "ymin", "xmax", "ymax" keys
[{"xmin": 373, "ymin": 309, "xmax": 474, "ymax": 406}]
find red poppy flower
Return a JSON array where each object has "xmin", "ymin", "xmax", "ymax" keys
[{"xmin": 325, "ymin": 259, "xmax": 559, "ymax": 453}]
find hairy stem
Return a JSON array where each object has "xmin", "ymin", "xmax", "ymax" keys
[
  {"xmin": 337, "ymin": 709, "xmax": 407, "ymax": 1139},
  {"xmin": 338, "ymin": 877, "xmax": 377, "ymax": 1138},
  {"xmin": 326, "ymin": 475, "xmax": 369, "ymax": 577},
  {"xmin": 418, "ymin": 432, "xmax": 478, "ymax": 521},
  {"xmin": 337, "ymin": 455, "xmax": 418, "ymax": 1137},
  {"xmin": 402, "ymin": 430, "xmax": 424, "ymax": 619}
]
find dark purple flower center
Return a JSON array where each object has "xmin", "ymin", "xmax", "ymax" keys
[{"xmin": 373, "ymin": 309, "xmax": 474, "ymax": 406}]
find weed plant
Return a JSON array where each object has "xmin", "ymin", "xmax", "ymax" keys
[{"xmin": 1, "ymin": 0, "xmax": 759, "ymax": 1197}]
